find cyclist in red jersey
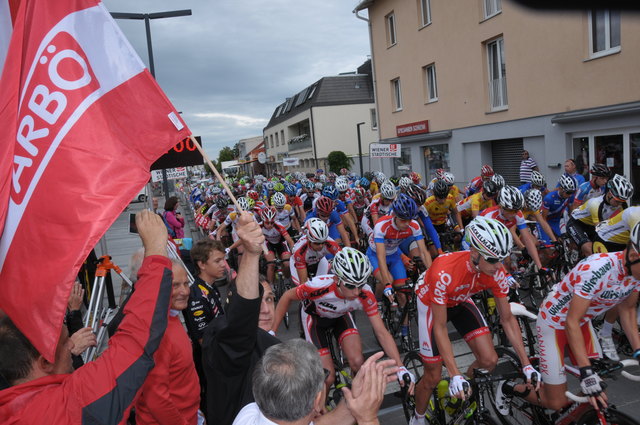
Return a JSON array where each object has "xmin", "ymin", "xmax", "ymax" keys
[
  {"xmin": 290, "ymin": 218, "xmax": 341, "ymax": 286},
  {"xmin": 409, "ymin": 217, "xmax": 540, "ymax": 425}
]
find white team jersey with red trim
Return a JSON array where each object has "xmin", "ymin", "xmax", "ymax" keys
[
  {"xmin": 262, "ymin": 222, "xmax": 289, "ymax": 244},
  {"xmin": 539, "ymin": 252, "xmax": 640, "ymax": 330},
  {"xmin": 292, "ymin": 236, "xmax": 340, "ymax": 269},
  {"xmin": 295, "ymin": 275, "xmax": 378, "ymax": 319}
]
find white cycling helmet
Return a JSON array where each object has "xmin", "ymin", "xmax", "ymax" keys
[
  {"xmin": 530, "ymin": 171, "xmax": 546, "ymax": 188},
  {"xmin": 491, "ymin": 174, "xmax": 505, "ymax": 189},
  {"xmin": 318, "ymin": 174, "xmax": 327, "ymax": 183},
  {"xmin": 236, "ymin": 197, "xmax": 250, "ymax": 212},
  {"xmin": 333, "ymin": 247, "xmax": 373, "ymax": 286},
  {"xmin": 559, "ymin": 174, "xmax": 577, "ymax": 192},
  {"xmin": 399, "ymin": 176, "xmax": 412, "ymax": 190},
  {"xmin": 497, "ymin": 185, "xmax": 524, "ymax": 210},
  {"xmin": 466, "ymin": 216, "xmax": 513, "ymax": 261},
  {"xmin": 524, "ymin": 189, "xmax": 543, "ymax": 211},
  {"xmin": 305, "ymin": 218, "xmax": 329, "ymax": 243},
  {"xmin": 380, "ymin": 182, "xmax": 397, "ymax": 200},
  {"xmin": 314, "ymin": 182, "xmax": 323, "ymax": 190},
  {"xmin": 375, "ymin": 171, "xmax": 387, "ymax": 184},
  {"xmin": 335, "ymin": 178, "xmax": 349, "ymax": 193},
  {"xmin": 271, "ymin": 192, "xmax": 287, "ymax": 208},
  {"xmin": 442, "ymin": 172, "xmax": 455, "ymax": 186},
  {"xmin": 608, "ymin": 174, "xmax": 634, "ymax": 201}
]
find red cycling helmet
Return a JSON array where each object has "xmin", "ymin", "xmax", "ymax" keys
[
  {"xmin": 315, "ymin": 196, "xmax": 335, "ymax": 216},
  {"xmin": 481, "ymin": 165, "xmax": 495, "ymax": 177},
  {"xmin": 260, "ymin": 206, "xmax": 277, "ymax": 223},
  {"xmin": 246, "ymin": 190, "xmax": 259, "ymax": 201}
]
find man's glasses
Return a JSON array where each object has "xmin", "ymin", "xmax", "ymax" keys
[
  {"xmin": 341, "ymin": 280, "xmax": 363, "ymax": 290},
  {"xmin": 482, "ymin": 256, "xmax": 502, "ymax": 264}
]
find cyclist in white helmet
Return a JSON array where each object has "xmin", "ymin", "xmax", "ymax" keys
[
  {"xmin": 290, "ymin": 218, "xmax": 341, "ymax": 286},
  {"xmin": 273, "ymin": 247, "xmax": 414, "ymax": 397},
  {"xmin": 410, "ymin": 217, "xmax": 539, "ymax": 425}
]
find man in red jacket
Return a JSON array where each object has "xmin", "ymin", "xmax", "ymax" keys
[
  {"xmin": 134, "ymin": 260, "xmax": 201, "ymax": 425},
  {"xmin": 0, "ymin": 210, "xmax": 172, "ymax": 424}
]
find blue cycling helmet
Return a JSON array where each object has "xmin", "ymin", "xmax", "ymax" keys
[
  {"xmin": 322, "ymin": 184, "xmax": 339, "ymax": 200},
  {"xmin": 392, "ymin": 193, "xmax": 418, "ymax": 220},
  {"xmin": 359, "ymin": 177, "xmax": 370, "ymax": 189},
  {"xmin": 284, "ymin": 182, "xmax": 297, "ymax": 196}
]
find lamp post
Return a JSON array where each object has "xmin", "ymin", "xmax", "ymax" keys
[
  {"xmin": 111, "ymin": 10, "xmax": 192, "ymax": 198},
  {"xmin": 356, "ymin": 121, "xmax": 365, "ymax": 176}
]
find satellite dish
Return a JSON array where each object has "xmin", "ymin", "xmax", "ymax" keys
[{"xmin": 258, "ymin": 152, "xmax": 267, "ymax": 164}]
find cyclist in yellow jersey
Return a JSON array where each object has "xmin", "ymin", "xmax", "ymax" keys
[
  {"xmin": 522, "ymin": 189, "xmax": 557, "ymax": 243},
  {"xmin": 596, "ymin": 206, "xmax": 640, "ymax": 251},
  {"xmin": 424, "ymin": 180, "xmax": 464, "ymax": 232},
  {"xmin": 456, "ymin": 180, "xmax": 499, "ymax": 223}
]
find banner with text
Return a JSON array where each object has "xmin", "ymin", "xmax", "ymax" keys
[
  {"xmin": 151, "ymin": 167, "xmax": 187, "ymax": 182},
  {"xmin": 370, "ymin": 143, "xmax": 401, "ymax": 158},
  {"xmin": 283, "ymin": 157, "xmax": 300, "ymax": 166}
]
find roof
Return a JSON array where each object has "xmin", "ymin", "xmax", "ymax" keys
[
  {"xmin": 264, "ymin": 61, "xmax": 374, "ymax": 129},
  {"xmin": 353, "ymin": 0, "xmax": 374, "ymax": 12}
]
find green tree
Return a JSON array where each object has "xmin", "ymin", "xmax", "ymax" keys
[
  {"xmin": 218, "ymin": 146, "xmax": 236, "ymax": 163},
  {"xmin": 327, "ymin": 151, "xmax": 353, "ymax": 174}
]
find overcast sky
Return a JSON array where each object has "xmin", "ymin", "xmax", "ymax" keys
[{"xmin": 102, "ymin": 0, "xmax": 371, "ymax": 162}]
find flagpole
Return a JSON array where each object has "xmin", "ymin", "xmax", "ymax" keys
[{"xmin": 189, "ymin": 135, "xmax": 268, "ymax": 255}]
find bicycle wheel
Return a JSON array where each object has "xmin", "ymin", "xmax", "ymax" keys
[
  {"xmin": 464, "ymin": 412, "xmax": 501, "ymax": 425},
  {"xmin": 577, "ymin": 408, "xmax": 640, "ymax": 425}
]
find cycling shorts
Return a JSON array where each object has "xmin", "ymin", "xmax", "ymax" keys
[
  {"xmin": 366, "ymin": 248, "xmax": 407, "ymax": 284},
  {"xmin": 300, "ymin": 309, "xmax": 359, "ymax": 356},
  {"xmin": 266, "ymin": 241, "xmax": 291, "ymax": 257},
  {"xmin": 417, "ymin": 299, "xmax": 489, "ymax": 363},
  {"xmin": 566, "ymin": 218, "xmax": 595, "ymax": 248},
  {"xmin": 536, "ymin": 317, "xmax": 602, "ymax": 385}
]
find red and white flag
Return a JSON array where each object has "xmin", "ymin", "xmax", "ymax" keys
[{"xmin": 0, "ymin": 0, "xmax": 191, "ymax": 361}]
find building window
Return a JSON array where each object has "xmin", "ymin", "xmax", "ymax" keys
[
  {"xmin": 270, "ymin": 135, "xmax": 274, "ymax": 148},
  {"xmin": 424, "ymin": 64, "xmax": 438, "ymax": 102},
  {"xmin": 386, "ymin": 12, "xmax": 397, "ymax": 46},
  {"xmin": 419, "ymin": 0, "xmax": 431, "ymax": 27},
  {"xmin": 392, "ymin": 78, "xmax": 403, "ymax": 111},
  {"xmin": 281, "ymin": 130, "xmax": 285, "ymax": 147},
  {"xmin": 487, "ymin": 37, "xmax": 507, "ymax": 110},
  {"xmin": 423, "ymin": 144, "xmax": 449, "ymax": 179},
  {"xmin": 275, "ymin": 132, "xmax": 279, "ymax": 147},
  {"xmin": 483, "ymin": 0, "xmax": 501, "ymax": 19},
  {"xmin": 370, "ymin": 108, "xmax": 378, "ymax": 130},
  {"xmin": 589, "ymin": 9, "xmax": 621, "ymax": 57}
]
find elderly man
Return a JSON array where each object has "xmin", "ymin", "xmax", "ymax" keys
[
  {"xmin": 0, "ymin": 211, "xmax": 171, "ymax": 424},
  {"xmin": 233, "ymin": 339, "xmax": 391, "ymax": 425},
  {"xmin": 519, "ymin": 150, "xmax": 539, "ymax": 185}
]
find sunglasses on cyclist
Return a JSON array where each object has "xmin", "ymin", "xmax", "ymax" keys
[
  {"xmin": 481, "ymin": 256, "xmax": 502, "ymax": 264},
  {"xmin": 564, "ymin": 190, "xmax": 576, "ymax": 195},
  {"xmin": 340, "ymin": 279, "xmax": 364, "ymax": 290}
]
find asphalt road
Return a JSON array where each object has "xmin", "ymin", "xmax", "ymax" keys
[{"xmin": 99, "ymin": 197, "xmax": 640, "ymax": 424}]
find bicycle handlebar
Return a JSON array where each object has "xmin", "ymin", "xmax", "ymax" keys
[{"xmin": 565, "ymin": 359, "xmax": 640, "ymax": 403}]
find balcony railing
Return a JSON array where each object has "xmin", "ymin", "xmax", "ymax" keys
[
  {"xmin": 288, "ymin": 134, "xmax": 312, "ymax": 151},
  {"xmin": 489, "ymin": 77, "xmax": 508, "ymax": 110}
]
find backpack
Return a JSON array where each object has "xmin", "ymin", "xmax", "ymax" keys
[{"xmin": 162, "ymin": 211, "xmax": 177, "ymax": 238}]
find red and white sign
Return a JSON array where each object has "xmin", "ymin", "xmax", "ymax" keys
[
  {"xmin": 151, "ymin": 167, "xmax": 188, "ymax": 182},
  {"xmin": 396, "ymin": 120, "xmax": 429, "ymax": 137},
  {"xmin": 370, "ymin": 143, "xmax": 401, "ymax": 158},
  {"xmin": 0, "ymin": 0, "xmax": 190, "ymax": 361}
]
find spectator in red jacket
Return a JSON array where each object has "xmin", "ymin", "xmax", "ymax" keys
[
  {"xmin": 135, "ymin": 260, "xmax": 201, "ymax": 425},
  {"xmin": 0, "ymin": 211, "xmax": 172, "ymax": 424}
]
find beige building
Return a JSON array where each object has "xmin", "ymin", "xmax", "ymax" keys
[
  {"xmin": 263, "ymin": 61, "xmax": 379, "ymax": 175},
  {"xmin": 354, "ymin": 0, "xmax": 640, "ymax": 202}
]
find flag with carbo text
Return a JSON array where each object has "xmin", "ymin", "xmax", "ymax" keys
[{"xmin": 0, "ymin": 0, "xmax": 191, "ymax": 362}]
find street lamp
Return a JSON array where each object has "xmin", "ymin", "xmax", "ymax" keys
[
  {"xmin": 356, "ymin": 122, "xmax": 366, "ymax": 176},
  {"xmin": 111, "ymin": 10, "xmax": 192, "ymax": 198}
]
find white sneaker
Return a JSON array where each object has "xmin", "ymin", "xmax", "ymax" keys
[
  {"xmin": 409, "ymin": 414, "xmax": 427, "ymax": 425},
  {"xmin": 599, "ymin": 335, "xmax": 620, "ymax": 361},
  {"xmin": 494, "ymin": 380, "xmax": 512, "ymax": 416}
]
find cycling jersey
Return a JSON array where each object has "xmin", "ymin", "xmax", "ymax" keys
[
  {"xmin": 457, "ymin": 192, "xmax": 496, "ymax": 219},
  {"xmin": 300, "ymin": 192, "xmax": 319, "ymax": 212},
  {"xmin": 423, "ymin": 194, "xmax": 457, "ymax": 226},
  {"xmin": 292, "ymin": 236, "xmax": 340, "ymax": 270},
  {"xmin": 426, "ymin": 179, "xmax": 460, "ymax": 199},
  {"xmin": 481, "ymin": 205, "xmax": 528, "ymax": 230},
  {"xmin": 596, "ymin": 206, "xmax": 640, "ymax": 245},
  {"xmin": 304, "ymin": 209, "xmax": 342, "ymax": 227},
  {"xmin": 574, "ymin": 180, "xmax": 605, "ymax": 206},
  {"xmin": 295, "ymin": 275, "xmax": 378, "ymax": 319},
  {"xmin": 571, "ymin": 195, "xmax": 622, "ymax": 227},
  {"xmin": 415, "ymin": 251, "xmax": 510, "ymax": 308},
  {"xmin": 368, "ymin": 197, "xmax": 394, "ymax": 219},
  {"xmin": 274, "ymin": 204, "xmax": 296, "ymax": 229},
  {"xmin": 369, "ymin": 214, "xmax": 423, "ymax": 255},
  {"xmin": 518, "ymin": 182, "xmax": 547, "ymax": 195},
  {"xmin": 261, "ymin": 222, "xmax": 289, "ymax": 245},
  {"xmin": 539, "ymin": 252, "xmax": 640, "ymax": 330},
  {"xmin": 465, "ymin": 176, "xmax": 484, "ymax": 197}
]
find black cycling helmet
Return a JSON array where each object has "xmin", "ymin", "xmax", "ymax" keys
[
  {"xmin": 590, "ymin": 163, "xmax": 611, "ymax": 178},
  {"xmin": 433, "ymin": 180, "xmax": 450, "ymax": 199},
  {"xmin": 482, "ymin": 180, "xmax": 499, "ymax": 198}
]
